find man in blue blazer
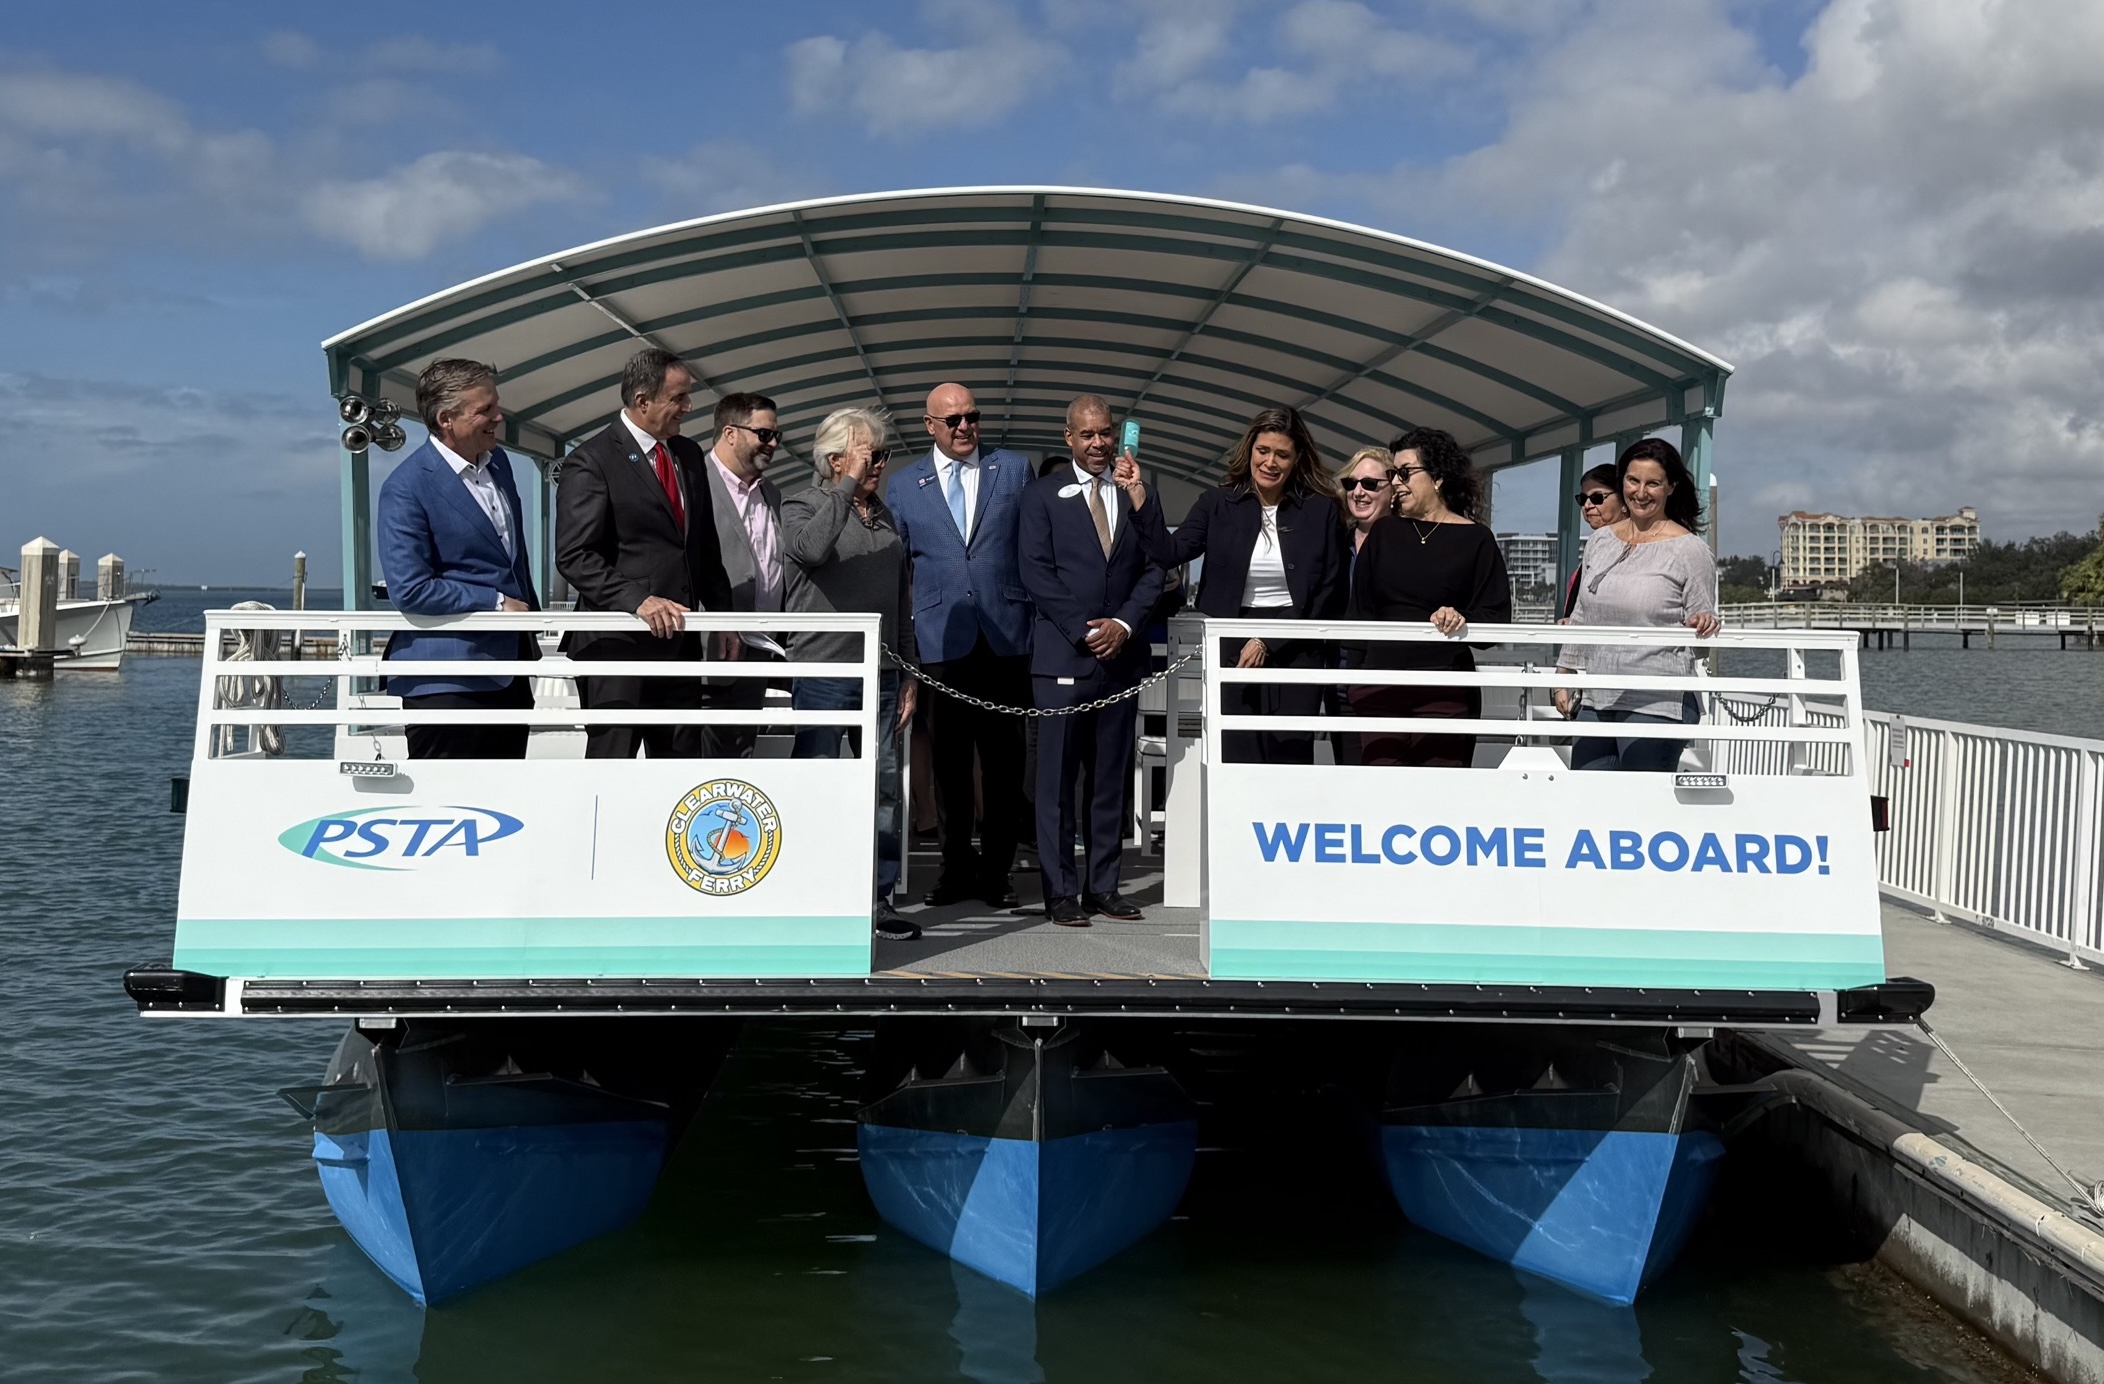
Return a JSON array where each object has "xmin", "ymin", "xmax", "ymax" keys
[
  {"xmin": 1016, "ymin": 396, "xmax": 1165, "ymax": 925},
  {"xmin": 889, "ymin": 383, "xmax": 1034, "ymax": 908},
  {"xmin": 376, "ymin": 359, "xmax": 540, "ymax": 758}
]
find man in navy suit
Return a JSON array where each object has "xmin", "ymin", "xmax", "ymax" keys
[
  {"xmin": 888, "ymin": 383, "xmax": 1034, "ymax": 908},
  {"xmin": 1016, "ymin": 396, "xmax": 1165, "ymax": 925},
  {"xmin": 376, "ymin": 359, "xmax": 541, "ymax": 759}
]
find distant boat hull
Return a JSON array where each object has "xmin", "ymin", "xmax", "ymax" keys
[
  {"xmin": 857, "ymin": 1021, "xmax": 1197, "ymax": 1297},
  {"xmin": 0, "ymin": 594, "xmax": 148, "ymax": 670},
  {"xmin": 1379, "ymin": 1027, "xmax": 1722, "ymax": 1305},
  {"xmin": 285, "ymin": 1017, "xmax": 734, "ymax": 1306}
]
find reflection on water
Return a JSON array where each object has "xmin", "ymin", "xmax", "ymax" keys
[{"xmin": 0, "ymin": 618, "xmax": 2051, "ymax": 1383}]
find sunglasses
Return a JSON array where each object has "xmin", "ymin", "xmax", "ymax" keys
[
  {"xmin": 928, "ymin": 410, "xmax": 981, "ymax": 429},
  {"xmin": 1341, "ymin": 476, "xmax": 1391, "ymax": 493},
  {"xmin": 1392, "ymin": 465, "xmax": 1429, "ymax": 482},
  {"xmin": 1575, "ymin": 490, "xmax": 1615, "ymax": 507},
  {"xmin": 728, "ymin": 423, "xmax": 782, "ymax": 446}
]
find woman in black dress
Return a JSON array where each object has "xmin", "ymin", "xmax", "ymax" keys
[
  {"xmin": 1116, "ymin": 406, "xmax": 1347, "ymax": 763},
  {"xmin": 1347, "ymin": 427, "xmax": 1511, "ymax": 767}
]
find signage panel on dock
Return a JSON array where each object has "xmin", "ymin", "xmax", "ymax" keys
[
  {"xmin": 1205, "ymin": 765, "xmax": 1885, "ymax": 989},
  {"xmin": 173, "ymin": 761, "xmax": 873, "ymax": 980}
]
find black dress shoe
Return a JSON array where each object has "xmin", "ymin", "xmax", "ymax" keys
[
  {"xmin": 1046, "ymin": 896, "xmax": 1091, "ymax": 927},
  {"xmin": 872, "ymin": 899, "xmax": 921, "ymax": 941},
  {"xmin": 1083, "ymin": 891, "xmax": 1143, "ymax": 921},
  {"xmin": 921, "ymin": 881, "xmax": 976, "ymax": 907},
  {"xmin": 979, "ymin": 885, "xmax": 1021, "ymax": 909}
]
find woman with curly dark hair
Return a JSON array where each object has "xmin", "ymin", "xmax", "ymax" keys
[
  {"xmin": 1345, "ymin": 426, "xmax": 1511, "ymax": 767},
  {"xmin": 1115, "ymin": 405, "xmax": 1347, "ymax": 763}
]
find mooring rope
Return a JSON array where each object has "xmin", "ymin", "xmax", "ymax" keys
[{"xmin": 1915, "ymin": 1016, "xmax": 2104, "ymax": 1218}]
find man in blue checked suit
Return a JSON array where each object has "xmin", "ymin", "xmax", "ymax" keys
[
  {"xmin": 888, "ymin": 383, "xmax": 1034, "ymax": 909},
  {"xmin": 376, "ymin": 359, "xmax": 540, "ymax": 759}
]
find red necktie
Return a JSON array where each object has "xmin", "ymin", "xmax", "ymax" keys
[{"xmin": 652, "ymin": 442, "xmax": 685, "ymax": 530}]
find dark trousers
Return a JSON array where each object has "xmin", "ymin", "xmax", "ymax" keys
[
  {"xmin": 579, "ymin": 642, "xmax": 709, "ymax": 759},
  {"xmin": 1221, "ymin": 615, "xmax": 1320, "ymax": 765},
  {"xmin": 1033, "ymin": 669, "xmax": 1139, "ymax": 901},
  {"xmin": 925, "ymin": 637, "xmax": 1029, "ymax": 891},
  {"xmin": 1349, "ymin": 683, "xmax": 1478, "ymax": 768},
  {"xmin": 403, "ymin": 680, "xmax": 534, "ymax": 759},
  {"xmin": 1572, "ymin": 695, "xmax": 1700, "ymax": 772},
  {"xmin": 698, "ymin": 648, "xmax": 781, "ymax": 759}
]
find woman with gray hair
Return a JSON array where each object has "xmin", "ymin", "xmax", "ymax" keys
[{"xmin": 782, "ymin": 406, "xmax": 922, "ymax": 940}]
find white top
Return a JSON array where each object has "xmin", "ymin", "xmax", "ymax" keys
[
  {"xmin": 432, "ymin": 439, "xmax": 514, "ymax": 560},
  {"xmin": 621, "ymin": 412, "xmax": 688, "ymax": 519},
  {"xmin": 1241, "ymin": 504, "xmax": 1292, "ymax": 608},
  {"xmin": 933, "ymin": 445, "xmax": 982, "ymax": 538}
]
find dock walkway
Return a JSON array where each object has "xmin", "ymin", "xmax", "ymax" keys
[{"xmin": 1767, "ymin": 901, "xmax": 2104, "ymax": 1212}]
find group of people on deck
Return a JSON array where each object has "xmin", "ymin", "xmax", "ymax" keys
[{"xmin": 375, "ymin": 349, "xmax": 1720, "ymax": 942}]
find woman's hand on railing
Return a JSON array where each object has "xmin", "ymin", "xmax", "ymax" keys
[
  {"xmin": 1237, "ymin": 638, "xmax": 1268, "ymax": 668},
  {"xmin": 1686, "ymin": 611, "xmax": 1721, "ymax": 638},
  {"xmin": 1430, "ymin": 606, "xmax": 1466, "ymax": 636}
]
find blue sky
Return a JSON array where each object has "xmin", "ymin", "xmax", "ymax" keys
[{"xmin": 4, "ymin": 0, "xmax": 2100, "ymax": 583}]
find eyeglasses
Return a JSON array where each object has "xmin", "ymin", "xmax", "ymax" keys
[
  {"xmin": 928, "ymin": 410, "xmax": 981, "ymax": 429},
  {"xmin": 1341, "ymin": 476, "xmax": 1391, "ymax": 493},
  {"xmin": 1575, "ymin": 490, "xmax": 1615, "ymax": 507},
  {"xmin": 866, "ymin": 448, "xmax": 890, "ymax": 465},
  {"xmin": 1392, "ymin": 465, "xmax": 1428, "ymax": 483},
  {"xmin": 728, "ymin": 423, "xmax": 782, "ymax": 446}
]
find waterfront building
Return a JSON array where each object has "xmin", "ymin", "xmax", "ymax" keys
[
  {"xmin": 1779, "ymin": 507, "xmax": 1980, "ymax": 588},
  {"xmin": 1495, "ymin": 532, "xmax": 1558, "ymax": 588}
]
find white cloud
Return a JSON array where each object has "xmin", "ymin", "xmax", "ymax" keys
[
  {"xmin": 1149, "ymin": 0, "xmax": 1475, "ymax": 124},
  {"xmin": 1222, "ymin": 0, "xmax": 2104, "ymax": 547},
  {"xmin": 365, "ymin": 36, "xmax": 503, "ymax": 74},
  {"xmin": 786, "ymin": 0, "xmax": 1069, "ymax": 137},
  {"xmin": 302, "ymin": 150, "xmax": 588, "ymax": 261},
  {"xmin": 642, "ymin": 140, "xmax": 827, "ymax": 216}
]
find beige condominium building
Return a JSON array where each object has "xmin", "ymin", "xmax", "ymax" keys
[{"xmin": 1779, "ymin": 507, "xmax": 1980, "ymax": 587}]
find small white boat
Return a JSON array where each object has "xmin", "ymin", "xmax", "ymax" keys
[{"xmin": 0, "ymin": 567, "xmax": 155, "ymax": 670}]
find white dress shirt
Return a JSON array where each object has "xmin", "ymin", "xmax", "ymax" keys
[
  {"xmin": 708, "ymin": 450, "xmax": 783, "ymax": 612},
  {"xmin": 433, "ymin": 439, "xmax": 514, "ymax": 559},
  {"xmin": 1070, "ymin": 461, "xmax": 1130, "ymax": 633},
  {"xmin": 932, "ymin": 445, "xmax": 982, "ymax": 538},
  {"xmin": 622, "ymin": 413, "xmax": 687, "ymax": 521}
]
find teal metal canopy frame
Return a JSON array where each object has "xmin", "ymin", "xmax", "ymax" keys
[{"xmin": 324, "ymin": 186, "xmax": 1731, "ymax": 608}]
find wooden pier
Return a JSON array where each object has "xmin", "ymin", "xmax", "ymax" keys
[{"xmin": 1723, "ymin": 602, "xmax": 2104, "ymax": 649}]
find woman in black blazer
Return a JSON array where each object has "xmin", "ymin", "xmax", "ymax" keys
[{"xmin": 1116, "ymin": 406, "xmax": 1348, "ymax": 763}]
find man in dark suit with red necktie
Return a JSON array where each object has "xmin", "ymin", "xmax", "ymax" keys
[{"xmin": 554, "ymin": 347, "xmax": 737, "ymax": 759}]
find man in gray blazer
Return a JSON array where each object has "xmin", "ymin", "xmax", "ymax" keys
[{"xmin": 698, "ymin": 391, "xmax": 785, "ymax": 757}]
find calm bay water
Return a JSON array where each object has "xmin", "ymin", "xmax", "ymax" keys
[{"xmin": 0, "ymin": 592, "xmax": 2067, "ymax": 1382}]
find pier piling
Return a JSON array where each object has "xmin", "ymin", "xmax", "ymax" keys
[
  {"xmin": 17, "ymin": 537, "xmax": 60, "ymax": 654},
  {"xmin": 95, "ymin": 554, "xmax": 124, "ymax": 600}
]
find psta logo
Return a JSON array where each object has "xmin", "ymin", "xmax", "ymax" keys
[
  {"xmin": 667, "ymin": 779, "xmax": 782, "ymax": 896},
  {"xmin": 278, "ymin": 806, "xmax": 524, "ymax": 871}
]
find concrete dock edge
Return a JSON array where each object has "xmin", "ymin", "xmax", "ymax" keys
[{"xmin": 1720, "ymin": 1030, "xmax": 2104, "ymax": 1384}]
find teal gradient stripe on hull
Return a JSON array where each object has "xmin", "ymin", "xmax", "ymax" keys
[
  {"xmin": 174, "ymin": 916, "xmax": 871, "ymax": 979},
  {"xmin": 1208, "ymin": 920, "xmax": 1885, "ymax": 989}
]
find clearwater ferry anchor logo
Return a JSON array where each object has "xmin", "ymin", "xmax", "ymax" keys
[{"xmin": 666, "ymin": 780, "xmax": 783, "ymax": 896}]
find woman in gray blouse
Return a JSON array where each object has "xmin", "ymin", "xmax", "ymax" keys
[
  {"xmin": 782, "ymin": 407, "xmax": 920, "ymax": 940},
  {"xmin": 1555, "ymin": 438, "xmax": 1721, "ymax": 771}
]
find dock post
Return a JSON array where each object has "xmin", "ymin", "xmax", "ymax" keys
[
  {"xmin": 293, "ymin": 551, "xmax": 308, "ymax": 611},
  {"xmin": 57, "ymin": 549, "xmax": 79, "ymax": 600},
  {"xmin": 18, "ymin": 537, "xmax": 60, "ymax": 653},
  {"xmin": 96, "ymin": 553, "xmax": 125, "ymax": 600}
]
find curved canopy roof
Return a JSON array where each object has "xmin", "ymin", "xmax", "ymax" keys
[{"xmin": 325, "ymin": 187, "xmax": 1730, "ymax": 488}]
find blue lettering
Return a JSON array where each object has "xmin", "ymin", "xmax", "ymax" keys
[
  {"xmin": 1735, "ymin": 834, "xmax": 1772, "ymax": 874},
  {"xmin": 1609, "ymin": 830, "xmax": 1644, "ymax": 870},
  {"xmin": 397, "ymin": 818, "xmax": 449, "ymax": 855},
  {"xmin": 1817, "ymin": 834, "xmax": 1830, "ymax": 876},
  {"xmin": 1514, "ymin": 827, "xmax": 1546, "ymax": 868},
  {"xmin": 302, "ymin": 820, "xmax": 356, "ymax": 857},
  {"xmin": 1692, "ymin": 832, "xmax": 1733, "ymax": 872},
  {"xmin": 1349, "ymin": 824, "xmax": 1380, "ymax": 864},
  {"xmin": 1775, "ymin": 835, "xmax": 1813, "ymax": 875},
  {"xmin": 1314, "ymin": 823, "xmax": 1346, "ymax": 863},
  {"xmin": 1382, "ymin": 825, "xmax": 1417, "ymax": 865},
  {"xmin": 1565, "ymin": 830, "xmax": 1605, "ymax": 869},
  {"xmin": 346, "ymin": 820, "xmax": 397, "ymax": 859},
  {"xmin": 1466, "ymin": 826, "xmax": 1508, "ymax": 867},
  {"xmin": 1648, "ymin": 831, "xmax": 1690, "ymax": 872},
  {"xmin": 1252, "ymin": 822, "xmax": 1309, "ymax": 863},
  {"xmin": 1421, "ymin": 826, "xmax": 1461, "ymax": 866},
  {"xmin": 425, "ymin": 819, "xmax": 482, "ymax": 855}
]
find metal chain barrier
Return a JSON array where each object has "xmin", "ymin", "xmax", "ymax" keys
[
  {"xmin": 1712, "ymin": 694, "xmax": 1788, "ymax": 723},
  {"xmin": 881, "ymin": 644, "xmax": 1196, "ymax": 717}
]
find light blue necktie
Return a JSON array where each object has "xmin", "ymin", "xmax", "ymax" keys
[{"xmin": 944, "ymin": 461, "xmax": 969, "ymax": 539}]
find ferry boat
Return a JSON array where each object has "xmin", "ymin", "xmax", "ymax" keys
[{"xmin": 125, "ymin": 187, "xmax": 1930, "ymax": 1309}]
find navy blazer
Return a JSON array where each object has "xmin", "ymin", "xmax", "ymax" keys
[
  {"xmin": 376, "ymin": 440, "xmax": 540, "ymax": 697},
  {"xmin": 1016, "ymin": 469, "xmax": 1165, "ymax": 682},
  {"xmin": 886, "ymin": 446, "xmax": 1034, "ymax": 663},
  {"xmin": 1132, "ymin": 485, "xmax": 1348, "ymax": 622}
]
